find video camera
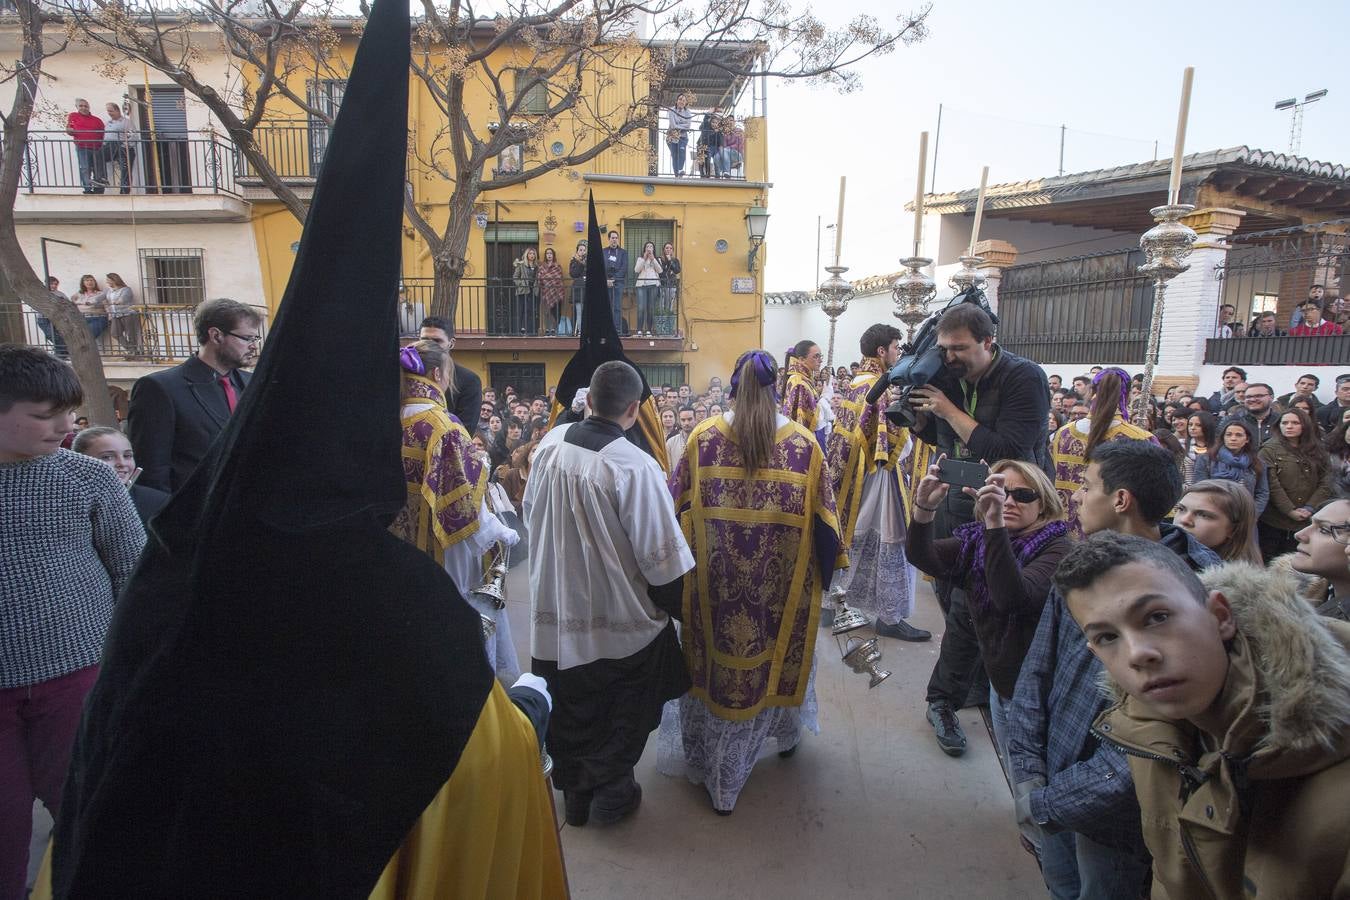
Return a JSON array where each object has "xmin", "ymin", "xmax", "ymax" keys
[{"xmin": 864, "ymin": 286, "xmax": 999, "ymax": 428}]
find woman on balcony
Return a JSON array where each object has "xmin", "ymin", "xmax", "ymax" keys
[
  {"xmin": 511, "ymin": 248, "xmax": 538, "ymax": 336},
  {"xmin": 537, "ymin": 247, "xmax": 564, "ymax": 337},
  {"xmin": 659, "ymin": 242, "xmax": 681, "ymax": 335},
  {"xmin": 73, "ymin": 274, "xmax": 109, "ymax": 342},
  {"xmin": 103, "ymin": 272, "xmax": 142, "ymax": 357},
  {"xmin": 633, "ymin": 241, "xmax": 662, "ymax": 338},
  {"xmin": 568, "ymin": 240, "xmax": 587, "ymax": 334}
]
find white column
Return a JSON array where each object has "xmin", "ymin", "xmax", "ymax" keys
[
  {"xmin": 1152, "ymin": 208, "xmax": 1244, "ymax": 391},
  {"xmin": 974, "ymin": 239, "xmax": 1017, "ymax": 315}
]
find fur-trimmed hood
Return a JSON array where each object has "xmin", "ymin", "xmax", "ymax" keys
[{"xmin": 1100, "ymin": 561, "xmax": 1350, "ymax": 768}]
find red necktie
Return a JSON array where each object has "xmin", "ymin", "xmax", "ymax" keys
[{"xmin": 220, "ymin": 374, "xmax": 238, "ymax": 414}]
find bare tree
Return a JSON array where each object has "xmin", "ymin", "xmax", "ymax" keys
[
  {"xmin": 62, "ymin": 0, "xmax": 930, "ymax": 328},
  {"xmin": 0, "ymin": 0, "xmax": 118, "ymax": 424}
]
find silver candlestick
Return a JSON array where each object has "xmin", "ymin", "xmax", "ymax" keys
[
  {"xmin": 948, "ymin": 254, "xmax": 988, "ymax": 294},
  {"xmin": 817, "ymin": 264, "xmax": 855, "ymax": 370},
  {"xmin": 892, "ymin": 256, "xmax": 936, "ymax": 342},
  {"xmin": 1130, "ymin": 204, "xmax": 1197, "ymax": 423}
]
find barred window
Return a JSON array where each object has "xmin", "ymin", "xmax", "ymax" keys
[
  {"xmin": 489, "ymin": 363, "xmax": 546, "ymax": 400},
  {"xmin": 513, "ymin": 69, "xmax": 549, "ymax": 115},
  {"xmin": 138, "ymin": 248, "xmax": 205, "ymax": 306},
  {"xmin": 638, "ymin": 364, "xmax": 687, "ymax": 389}
]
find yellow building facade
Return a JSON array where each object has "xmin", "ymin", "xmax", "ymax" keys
[{"xmin": 245, "ymin": 30, "xmax": 770, "ymax": 396}]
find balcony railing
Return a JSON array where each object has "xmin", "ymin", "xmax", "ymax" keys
[
  {"xmin": 16, "ymin": 131, "xmax": 241, "ymax": 196},
  {"xmin": 399, "ymin": 277, "xmax": 683, "ymax": 338},
  {"xmin": 1205, "ymin": 335, "xmax": 1350, "ymax": 366},
  {"xmin": 238, "ymin": 124, "xmax": 321, "ymax": 180},
  {"xmin": 2, "ymin": 301, "xmax": 269, "ymax": 363}
]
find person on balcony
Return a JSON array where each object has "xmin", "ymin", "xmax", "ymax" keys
[
  {"xmin": 72, "ymin": 274, "xmax": 108, "ymax": 343},
  {"xmin": 666, "ymin": 92, "xmax": 693, "ymax": 176},
  {"xmin": 1288, "ymin": 284, "xmax": 1325, "ymax": 331},
  {"xmin": 102, "ymin": 102, "xmax": 136, "ymax": 195},
  {"xmin": 1290, "ymin": 297, "xmax": 1343, "ymax": 337},
  {"xmin": 633, "ymin": 241, "xmax": 662, "ymax": 338},
  {"xmin": 568, "ymin": 240, "xmax": 587, "ymax": 334},
  {"xmin": 511, "ymin": 247, "xmax": 539, "ymax": 336},
  {"xmin": 719, "ymin": 114, "xmax": 744, "ymax": 178},
  {"xmin": 35, "ymin": 276, "xmax": 70, "ymax": 359},
  {"xmin": 697, "ymin": 108, "xmax": 722, "ymax": 178},
  {"xmin": 603, "ymin": 230, "xmax": 627, "ymax": 334},
  {"xmin": 1247, "ymin": 310, "xmax": 1286, "ymax": 337},
  {"xmin": 537, "ymin": 247, "xmax": 564, "ymax": 337},
  {"xmin": 103, "ymin": 273, "xmax": 142, "ymax": 357},
  {"xmin": 659, "ymin": 241, "xmax": 681, "ymax": 334},
  {"xmin": 65, "ymin": 98, "xmax": 105, "ymax": 194}
]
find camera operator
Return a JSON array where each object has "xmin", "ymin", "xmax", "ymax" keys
[{"xmin": 907, "ymin": 303, "xmax": 1051, "ymax": 756}]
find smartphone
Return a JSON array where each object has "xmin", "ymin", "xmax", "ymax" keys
[{"xmin": 938, "ymin": 458, "xmax": 990, "ymax": 489}]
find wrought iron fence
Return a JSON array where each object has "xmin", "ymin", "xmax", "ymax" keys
[
  {"xmin": 399, "ymin": 277, "xmax": 683, "ymax": 338},
  {"xmin": 238, "ymin": 125, "xmax": 321, "ymax": 180},
  {"xmin": 1205, "ymin": 335, "xmax": 1350, "ymax": 366},
  {"xmin": 1215, "ymin": 220, "xmax": 1350, "ymax": 337},
  {"xmin": 996, "ymin": 248, "xmax": 1152, "ymax": 364},
  {"xmin": 3, "ymin": 301, "xmax": 268, "ymax": 362},
  {"xmin": 16, "ymin": 131, "xmax": 239, "ymax": 195}
]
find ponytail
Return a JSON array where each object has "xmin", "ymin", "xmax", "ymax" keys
[
  {"xmin": 730, "ymin": 350, "xmax": 779, "ymax": 474},
  {"xmin": 1084, "ymin": 369, "xmax": 1127, "ymax": 456}
]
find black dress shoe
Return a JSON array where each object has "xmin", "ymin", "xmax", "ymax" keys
[
  {"xmin": 777, "ymin": 743, "xmax": 799, "ymax": 759},
  {"xmin": 563, "ymin": 790, "xmax": 592, "ymax": 826},
  {"xmin": 591, "ymin": 775, "xmax": 641, "ymax": 825},
  {"xmin": 874, "ymin": 619, "xmax": 932, "ymax": 642},
  {"xmin": 926, "ymin": 701, "xmax": 967, "ymax": 757}
]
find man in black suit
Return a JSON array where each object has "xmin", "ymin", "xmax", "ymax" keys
[
  {"xmin": 128, "ymin": 298, "xmax": 261, "ymax": 493},
  {"xmin": 418, "ymin": 316, "xmax": 483, "ymax": 430}
]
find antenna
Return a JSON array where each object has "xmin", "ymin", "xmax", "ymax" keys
[{"xmin": 1274, "ymin": 89, "xmax": 1327, "ymax": 154}]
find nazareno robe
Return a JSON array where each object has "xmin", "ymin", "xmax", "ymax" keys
[
  {"xmin": 825, "ymin": 358, "xmax": 918, "ymax": 625},
  {"xmin": 779, "ymin": 357, "xmax": 820, "ymax": 433}
]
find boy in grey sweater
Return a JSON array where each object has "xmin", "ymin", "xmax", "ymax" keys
[{"xmin": 0, "ymin": 346, "xmax": 144, "ymax": 896}]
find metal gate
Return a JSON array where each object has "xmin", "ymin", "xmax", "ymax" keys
[
  {"xmin": 1215, "ymin": 220, "xmax": 1349, "ymax": 335},
  {"xmin": 997, "ymin": 248, "xmax": 1152, "ymax": 365}
]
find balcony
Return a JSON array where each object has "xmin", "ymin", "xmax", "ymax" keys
[
  {"xmin": 1205, "ymin": 334, "xmax": 1350, "ymax": 366},
  {"xmin": 12, "ymin": 131, "xmax": 250, "ymax": 223},
  {"xmin": 2, "ymin": 301, "xmax": 270, "ymax": 375},
  {"xmin": 399, "ymin": 277, "xmax": 684, "ymax": 350}
]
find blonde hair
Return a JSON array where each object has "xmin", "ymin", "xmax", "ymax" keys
[
  {"xmin": 731, "ymin": 355, "xmax": 778, "ymax": 474},
  {"xmin": 990, "ymin": 459, "xmax": 1064, "ymax": 526},
  {"xmin": 1182, "ymin": 479, "xmax": 1263, "ymax": 565}
]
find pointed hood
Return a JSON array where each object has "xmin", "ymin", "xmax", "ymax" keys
[
  {"xmin": 53, "ymin": 1, "xmax": 495, "ymax": 895},
  {"xmin": 552, "ymin": 192, "xmax": 669, "ymax": 468}
]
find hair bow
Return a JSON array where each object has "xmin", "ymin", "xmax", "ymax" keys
[
  {"xmin": 1093, "ymin": 366, "xmax": 1132, "ymax": 420},
  {"xmin": 730, "ymin": 349, "xmax": 778, "ymax": 400},
  {"xmin": 399, "ymin": 345, "xmax": 425, "ymax": 374}
]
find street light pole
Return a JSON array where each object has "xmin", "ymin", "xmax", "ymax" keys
[{"xmin": 1274, "ymin": 90, "xmax": 1328, "ymax": 155}]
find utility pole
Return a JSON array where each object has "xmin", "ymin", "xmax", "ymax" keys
[
  {"xmin": 1275, "ymin": 90, "xmax": 1327, "ymax": 154},
  {"xmin": 1058, "ymin": 125, "xmax": 1066, "ymax": 176}
]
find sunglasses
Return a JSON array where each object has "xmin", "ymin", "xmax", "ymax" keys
[{"xmin": 1006, "ymin": 487, "xmax": 1040, "ymax": 504}]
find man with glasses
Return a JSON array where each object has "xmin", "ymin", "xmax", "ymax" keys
[
  {"xmin": 417, "ymin": 315, "xmax": 482, "ymax": 429},
  {"xmin": 128, "ymin": 298, "xmax": 262, "ymax": 493},
  {"xmin": 1237, "ymin": 382, "xmax": 1280, "ymax": 447},
  {"xmin": 1291, "ymin": 497, "xmax": 1350, "ymax": 621}
]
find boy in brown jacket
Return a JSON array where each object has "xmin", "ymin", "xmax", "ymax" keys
[{"xmin": 1056, "ymin": 533, "xmax": 1350, "ymax": 900}]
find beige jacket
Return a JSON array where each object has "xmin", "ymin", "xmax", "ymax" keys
[{"xmin": 1094, "ymin": 563, "xmax": 1350, "ymax": 900}]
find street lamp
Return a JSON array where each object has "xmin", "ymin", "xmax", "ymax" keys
[
  {"xmin": 1274, "ymin": 89, "xmax": 1327, "ymax": 154},
  {"xmin": 745, "ymin": 205, "xmax": 769, "ymax": 271}
]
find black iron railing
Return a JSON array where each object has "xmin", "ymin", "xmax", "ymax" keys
[
  {"xmin": 399, "ymin": 277, "xmax": 683, "ymax": 338},
  {"xmin": 996, "ymin": 248, "xmax": 1152, "ymax": 364},
  {"xmin": 1205, "ymin": 335, "xmax": 1350, "ymax": 366},
  {"xmin": 4, "ymin": 301, "xmax": 268, "ymax": 362},
  {"xmin": 16, "ymin": 131, "xmax": 240, "ymax": 195},
  {"xmin": 238, "ymin": 125, "xmax": 322, "ymax": 180},
  {"xmin": 1216, "ymin": 221, "xmax": 1350, "ymax": 336}
]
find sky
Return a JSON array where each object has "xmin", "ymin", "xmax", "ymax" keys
[{"xmin": 761, "ymin": 0, "xmax": 1350, "ymax": 291}]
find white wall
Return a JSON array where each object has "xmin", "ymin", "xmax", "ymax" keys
[
  {"xmin": 18, "ymin": 221, "xmax": 266, "ymax": 306},
  {"xmin": 764, "ymin": 289, "xmax": 904, "ymax": 367}
]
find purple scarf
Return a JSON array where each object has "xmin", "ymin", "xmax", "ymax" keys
[{"xmin": 953, "ymin": 518, "xmax": 1069, "ymax": 613}]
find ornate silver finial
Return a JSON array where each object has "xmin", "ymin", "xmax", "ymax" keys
[
  {"xmin": 1131, "ymin": 204, "xmax": 1197, "ymax": 422},
  {"xmin": 816, "ymin": 264, "xmax": 855, "ymax": 369},
  {"xmin": 892, "ymin": 256, "xmax": 936, "ymax": 342},
  {"xmin": 948, "ymin": 255, "xmax": 988, "ymax": 294}
]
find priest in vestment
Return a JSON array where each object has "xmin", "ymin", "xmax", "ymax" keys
[
  {"xmin": 391, "ymin": 339, "xmax": 521, "ymax": 683},
  {"xmin": 526, "ymin": 360, "xmax": 694, "ymax": 828},
  {"xmin": 825, "ymin": 324, "xmax": 930, "ymax": 642},
  {"xmin": 36, "ymin": 1, "xmax": 567, "ymax": 896},
  {"xmin": 665, "ymin": 350, "xmax": 840, "ymax": 813}
]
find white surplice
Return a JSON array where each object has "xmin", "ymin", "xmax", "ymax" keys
[{"xmin": 524, "ymin": 419, "xmax": 694, "ymax": 670}]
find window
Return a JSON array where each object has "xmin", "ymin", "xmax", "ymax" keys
[
  {"xmin": 1250, "ymin": 293, "xmax": 1279, "ymax": 315},
  {"xmin": 622, "ymin": 219, "xmax": 676, "ymax": 266},
  {"xmin": 513, "ymin": 69, "xmax": 549, "ymax": 115},
  {"xmin": 489, "ymin": 363, "xmax": 546, "ymax": 400},
  {"xmin": 638, "ymin": 364, "xmax": 687, "ymax": 389},
  {"xmin": 307, "ymin": 79, "xmax": 347, "ymax": 174},
  {"xmin": 137, "ymin": 248, "xmax": 205, "ymax": 306}
]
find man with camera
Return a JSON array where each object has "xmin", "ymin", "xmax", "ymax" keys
[{"xmin": 907, "ymin": 302, "xmax": 1051, "ymax": 756}]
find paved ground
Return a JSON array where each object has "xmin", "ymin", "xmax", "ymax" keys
[{"xmin": 30, "ymin": 568, "xmax": 1045, "ymax": 899}]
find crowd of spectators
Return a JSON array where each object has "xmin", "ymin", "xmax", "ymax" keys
[
  {"xmin": 1217, "ymin": 284, "xmax": 1348, "ymax": 338},
  {"xmin": 35, "ymin": 273, "xmax": 144, "ymax": 360}
]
